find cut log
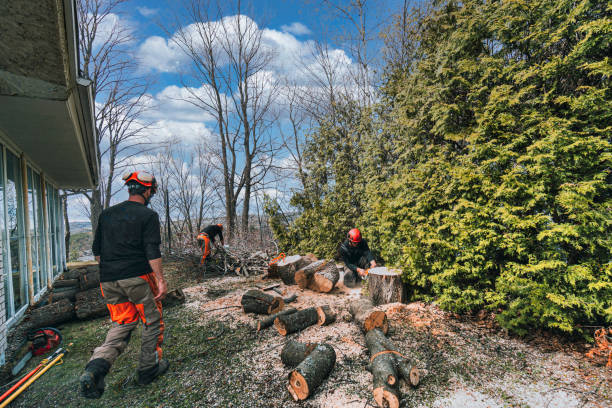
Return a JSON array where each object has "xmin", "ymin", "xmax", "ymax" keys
[
  {"xmin": 53, "ymin": 279, "xmax": 79, "ymax": 289},
  {"xmin": 241, "ymin": 289, "xmax": 284, "ymax": 315},
  {"xmin": 284, "ymin": 294, "xmax": 298, "ymax": 304},
  {"xmin": 257, "ymin": 308, "xmax": 298, "ymax": 331},
  {"xmin": 75, "ymin": 288, "xmax": 108, "ymax": 320},
  {"xmin": 349, "ymin": 299, "xmax": 388, "ymax": 334},
  {"xmin": 27, "ymin": 299, "xmax": 75, "ymax": 328},
  {"xmin": 268, "ymin": 255, "xmax": 303, "ymax": 283},
  {"xmin": 294, "ymin": 260, "xmax": 327, "ymax": 289},
  {"xmin": 316, "ymin": 305, "xmax": 336, "ymax": 326},
  {"xmin": 162, "ymin": 289, "xmax": 186, "ymax": 308},
  {"xmin": 63, "ymin": 268, "xmax": 86, "ymax": 280},
  {"xmin": 308, "ymin": 262, "xmax": 339, "ymax": 293},
  {"xmin": 48, "ymin": 288, "xmax": 78, "ymax": 303},
  {"xmin": 366, "ymin": 328, "xmax": 420, "ymax": 408},
  {"xmin": 287, "ymin": 343, "xmax": 336, "ymax": 401},
  {"xmin": 368, "ymin": 267, "xmax": 407, "ymax": 306},
  {"xmin": 79, "ymin": 270, "xmax": 100, "ymax": 291},
  {"xmin": 281, "ymin": 340, "xmax": 318, "ymax": 367},
  {"xmin": 274, "ymin": 307, "xmax": 318, "ymax": 336}
]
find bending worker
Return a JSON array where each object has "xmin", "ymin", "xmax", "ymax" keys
[
  {"xmin": 80, "ymin": 171, "xmax": 168, "ymax": 399},
  {"xmin": 339, "ymin": 228, "xmax": 377, "ymax": 287},
  {"xmin": 196, "ymin": 223, "xmax": 224, "ymax": 264}
]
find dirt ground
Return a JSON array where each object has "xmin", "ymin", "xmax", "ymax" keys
[{"xmin": 5, "ymin": 263, "xmax": 611, "ymax": 408}]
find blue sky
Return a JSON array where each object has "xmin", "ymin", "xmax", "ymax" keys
[{"xmin": 70, "ymin": 0, "xmax": 409, "ymax": 222}]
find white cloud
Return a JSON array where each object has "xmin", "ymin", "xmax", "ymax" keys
[
  {"xmin": 92, "ymin": 12, "xmax": 135, "ymax": 50},
  {"xmin": 280, "ymin": 22, "xmax": 311, "ymax": 36},
  {"xmin": 137, "ymin": 6, "xmax": 159, "ymax": 17},
  {"xmin": 147, "ymin": 120, "xmax": 213, "ymax": 145},
  {"xmin": 141, "ymin": 84, "xmax": 220, "ymax": 123},
  {"xmin": 137, "ymin": 36, "xmax": 187, "ymax": 73}
]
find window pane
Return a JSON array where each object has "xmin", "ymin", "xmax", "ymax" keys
[
  {"xmin": 6, "ymin": 151, "xmax": 27, "ymax": 312},
  {"xmin": 37, "ymin": 174, "xmax": 47, "ymax": 289},
  {"xmin": 0, "ymin": 145, "xmax": 9, "ymax": 320}
]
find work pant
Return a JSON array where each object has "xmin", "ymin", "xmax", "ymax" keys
[
  {"xmin": 89, "ymin": 274, "xmax": 164, "ymax": 371},
  {"xmin": 198, "ymin": 235, "xmax": 211, "ymax": 264},
  {"xmin": 343, "ymin": 256, "xmax": 371, "ymax": 287}
]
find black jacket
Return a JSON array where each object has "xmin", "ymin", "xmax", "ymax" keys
[
  {"xmin": 200, "ymin": 224, "xmax": 224, "ymax": 243},
  {"xmin": 92, "ymin": 201, "xmax": 162, "ymax": 282},
  {"xmin": 338, "ymin": 239, "xmax": 374, "ymax": 273}
]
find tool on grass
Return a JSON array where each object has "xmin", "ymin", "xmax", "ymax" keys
[
  {"xmin": 0, "ymin": 347, "xmax": 65, "ymax": 406},
  {"xmin": 11, "ymin": 327, "xmax": 62, "ymax": 376}
]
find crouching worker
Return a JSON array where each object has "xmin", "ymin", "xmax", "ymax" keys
[
  {"xmin": 196, "ymin": 223, "xmax": 224, "ymax": 264},
  {"xmin": 80, "ymin": 171, "xmax": 168, "ymax": 399},
  {"xmin": 339, "ymin": 228, "xmax": 377, "ymax": 288}
]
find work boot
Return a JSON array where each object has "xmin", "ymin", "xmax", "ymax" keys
[
  {"xmin": 80, "ymin": 358, "xmax": 110, "ymax": 399},
  {"xmin": 137, "ymin": 359, "xmax": 169, "ymax": 385}
]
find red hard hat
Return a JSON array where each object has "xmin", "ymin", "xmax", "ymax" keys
[
  {"xmin": 347, "ymin": 228, "xmax": 362, "ymax": 243},
  {"xmin": 217, "ymin": 224, "xmax": 223, "ymax": 229},
  {"xmin": 122, "ymin": 171, "xmax": 158, "ymax": 193}
]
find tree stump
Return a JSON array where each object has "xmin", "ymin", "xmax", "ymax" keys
[
  {"xmin": 274, "ymin": 307, "xmax": 318, "ymax": 336},
  {"xmin": 268, "ymin": 255, "xmax": 303, "ymax": 283},
  {"xmin": 368, "ymin": 267, "xmax": 407, "ymax": 305},
  {"xmin": 316, "ymin": 305, "xmax": 336, "ymax": 326},
  {"xmin": 349, "ymin": 299, "xmax": 389, "ymax": 334},
  {"xmin": 27, "ymin": 298, "xmax": 75, "ymax": 328},
  {"xmin": 257, "ymin": 308, "xmax": 298, "ymax": 331},
  {"xmin": 281, "ymin": 340, "xmax": 318, "ymax": 367},
  {"xmin": 366, "ymin": 328, "xmax": 420, "ymax": 408},
  {"xmin": 75, "ymin": 288, "xmax": 108, "ymax": 319},
  {"xmin": 308, "ymin": 262, "xmax": 339, "ymax": 293},
  {"xmin": 294, "ymin": 260, "xmax": 326, "ymax": 289},
  {"xmin": 287, "ymin": 343, "xmax": 336, "ymax": 401},
  {"xmin": 241, "ymin": 290, "xmax": 284, "ymax": 314}
]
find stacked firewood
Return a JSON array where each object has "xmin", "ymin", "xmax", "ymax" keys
[{"xmin": 25, "ymin": 264, "xmax": 185, "ymax": 329}]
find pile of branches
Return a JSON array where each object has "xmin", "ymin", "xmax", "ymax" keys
[{"xmin": 203, "ymin": 247, "xmax": 270, "ymax": 277}]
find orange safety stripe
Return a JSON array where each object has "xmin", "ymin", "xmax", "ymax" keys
[
  {"xmin": 200, "ymin": 236, "xmax": 211, "ymax": 265},
  {"xmin": 139, "ymin": 273, "xmax": 165, "ymax": 360},
  {"xmin": 107, "ymin": 302, "xmax": 140, "ymax": 325},
  {"xmin": 268, "ymin": 253, "xmax": 286, "ymax": 266}
]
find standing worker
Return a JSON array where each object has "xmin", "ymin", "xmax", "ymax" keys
[
  {"xmin": 339, "ymin": 228, "xmax": 377, "ymax": 287},
  {"xmin": 196, "ymin": 223, "xmax": 224, "ymax": 264},
  {"xmin": 80, "ymin": 171, "xmax": 169, "ymax": 399}
]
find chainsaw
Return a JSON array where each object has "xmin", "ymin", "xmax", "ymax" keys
[{"xmin": 11, "ymin": 327, "xmax": 62, "ymax": 376}]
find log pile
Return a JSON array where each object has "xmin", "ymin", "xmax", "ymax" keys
[
  {"xmin": 368, "ymin": 267, "xmax": 407, "ymax": 305},
  {"xmin": 295, "ymin": 260, "xmax": 339, "ymax": 293},
  {"xmin": 349, "ymin": 299, "xmax": 389, "ymax": 334},
  {"xmin": 286, "ymin": 343, "xmax": 336, "ymax": 401},
  {"xmin": 365, "ymin": 328, "xmax": 419, "ymax": 408}
]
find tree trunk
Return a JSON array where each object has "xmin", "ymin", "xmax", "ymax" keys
[
  {"xmin": 75, "ymin": 288, "xmax": 107, "ymax": 320},
  {"xmin": 349, "ymin": 299, "xmax": 389, "ymax": 334},
  {"xmin": 27, "ymin": 299, "xmax": 75, "ymax": 328},
  {"xmin": 294, "ymin": 260, "xmax": 326, "ymax": 289},
  {"xmin": 90, "ymin": 188, "xmax": 102, "ymax": 235},
  {"xmin": 268, "ymin": 255, "xmax": 303, "ymax": 282},
  {"xmin": 53, "ymin": 279, "xmax": 79, "ymax": 289},
  {"xmin": 281, "ymin": 340, "xmax": 318, "ymax": 367},
  {"xmin": 316, "ymin": 305, "xmax": 336, "ymax": 326},
  {"xmin": 79, "ymin": 270, "xmax": 100, "ymax": 291},
  {"xmin": 365, "ymin": 328, "xmax": 420, "ymax": 408},
  {"xmin": 287, "ymin": 343, "xmax": 336, "ymax": 401},
  {"xmin": 274, "ymin": 307, "xmax": 318, "ymax": 336},
  {"xmin": 48, "ymin": 288, "xmax": 78, "ymax": 303},
  {"xmin": 241, "ymin": 289, "xmax": 284, "ymax": 315},
  {"xmin": 309, "ymin": 263, "xmax": 339, "ymax": 293},
  {"xmin": 257, "ymin": 308, "xmax": 298, "ymax": 331},
  {"xmin": 368, "ymin": 267, "xmax": 407, "ymax": 305}
]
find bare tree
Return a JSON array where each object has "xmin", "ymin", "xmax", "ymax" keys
[
  {"xmin": 76, "ymin": 0, "xmax": 152, "ymax": 232},
  {"xmin": 166, "ymin": 0, "xmax": 280, "ymax": 239}
]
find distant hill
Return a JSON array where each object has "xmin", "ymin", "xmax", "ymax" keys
[{"xmin": 70, "ymin": 221, "xmax": 91, "ymax": 233}]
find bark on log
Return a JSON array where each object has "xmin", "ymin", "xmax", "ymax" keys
[
  {"xmin": 281, "ymin": 340, "xmax": 318, "ymax": 367},
  {"xmin": 308, "ymin": 263, "xmax": 339, "ymax": 293},
  {"xmin": 316, "ymin": 305, "xmax": 336, "ymax": 326},
  {"xmin": 75, "ymin": 288, "xmax": 108, "ymax": 320},
  {"xmin": 268, "ymin": 255, "xmax": 303, "ymax": 283},
  {"xmin": 284, "ymin": 294, "xmax": 298, "ymax": 304},
  {"xmin": 162, "ymin": 289, "xmax": 186, "ymax": 308},
  {"xmin": 53, "ymin": 279, "xmax": 79, "ymax": 289},
  {"xmin": 63, "ymin": 268, "xmax": 86, "ymax": 280},
  {"xmin": 27, "ymin": 299, "xmax": 75, "ymax": 328},
  {"xmin": 48, "ymin": 288, "xmax": 78, "ymax": 303},
  {"xmin": 349, "ymin": 299, "xmax": 388, "ymax": 334},
  {"xmin": 287, "ymin": 343, "xmax": 336, "ymax": 401},
  {"xmin": 274, "ymin": 307, "xmax": 318, "ymax": 336},
  {"xmin": 366, "ymin": 328, "xmax": 420, "ymax": 408},
  {"xmin": 79, "ymin": 270, "xmax": 100, "ymax": 291},
  {"xmin": 257, "ymin": 308, "xmax": 298, "ymax": 331},
  {"xmin": 368, "ymin": 267, "xmax": 407, "ymax": 306},
  {"xmin": 241, "ymin": 290, "xmax": 284, "ymax": 315},
  {"xmin": 294, "ymin": 260, "xmax": 327, "ymax": 289}
]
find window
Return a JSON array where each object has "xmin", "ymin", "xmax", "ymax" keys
[
  {"xmin": 27, "ymin": 167, "xmax": 48, "ymax": 296},
  {"xmin": 46, "ymin": 183, "xmax": 62, "ymax": 278},
  {"xmin": 4, "ymin": 148, "xmax": 28, "ymax": 320}
]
